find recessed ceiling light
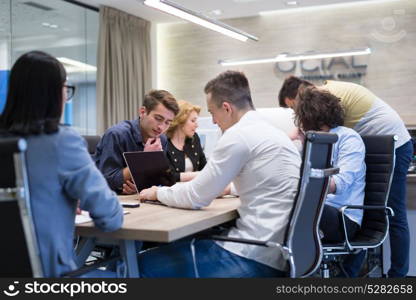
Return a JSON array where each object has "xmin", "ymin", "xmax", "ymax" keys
[
  {"xmin": 285, "ymin": 1, "xmax": 298, "ymax": 6},
  {"xmin": 232, "ymin": 0, "xmax": 260, "ymax": 3},
  {"xmin": 144, "ymin": 0, "xmax": 258, "ymax": 42},
  {"xmin": 57, "ymin": 57, "xmax": 97, "ymax": 73},
  {"xmin": 209, "ymin": 9, "xmax": 222, "ymax": 16},
  {"xmin": 41, "ymin": 22, "xmax": 59, "ymax": 29}
]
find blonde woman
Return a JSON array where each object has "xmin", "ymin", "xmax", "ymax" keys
[{"xmin": 166, "ymin": 100, "xmax": 207, "ymax": 182}]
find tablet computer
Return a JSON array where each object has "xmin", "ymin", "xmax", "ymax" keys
[{"xmin": 123, "ymin": 151, "xmax": 175, "ymax": 193}]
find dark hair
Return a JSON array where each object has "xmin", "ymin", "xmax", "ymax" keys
[
  {"xmin": 294, "ymin": 85, "xmax": 344, "ymax": 131},
  {"xmin": 143, "ymin": 89, "xmax": 179, "ymax": 116},
  {"xmin": 278, "ymin": 75, "xmax": 313, "ymax": 107},
  {"xmin": 204, "ymin": 70, "xmax": 254, "ymax": 110},
  {"xmin": 0, "ymin": 51, "xmax": 66, "ymax": 135}
]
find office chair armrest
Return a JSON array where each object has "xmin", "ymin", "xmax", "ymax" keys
[
  {"xmin": 61, "ymin": 255, "xmax": 120, "ymax": 278},
  {"xmin": 340, "ymin": 205, "xmax": 394, "ymax": 216},
  {"xmin": 195, "ymin": 233, "xmax": 283, "ymax": 248},
  {"xmin": 338, "ymin": 205, "xmax": 394, "ymax": 250},
  {"xmin": 310, "ymin": 167, "xmax": 339, "ymax": 178},
  {"xmin": 189, "ymin": 235, "xmax": 289, "ymax": 277},
  {"xmin": 200, "ymin": 234, "xmax": 267, "ymax": 246}
]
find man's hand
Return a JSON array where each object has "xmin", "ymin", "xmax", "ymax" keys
[
  {"xmin": 288, "ymin": 127, "xmax": 305, "ymax": 141},
  {"xmin": 122, "ymin": 179, "xmax": 137, "ymax": 195},
  {"xmin": 138, "ymin": 186, "xmax": 158, "ymax": 201},
  {"xmin": 122, "ymin": 167, "xmax": 132, "ymax": 181},
  {"xmin": 179, "ymin": 171, "xmax": 198, "ymax": 182},
  {"xmin": 144, "ymin": 137, "xmax": 162, "ymax": 152},
  {"xmin": 221, "ymin": 183, "xmax": 232, "ymax": 196}
]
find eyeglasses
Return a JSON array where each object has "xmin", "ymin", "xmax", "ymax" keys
[{"xmin": 64, "ymin": 85, "xmax": 76, "ymax": 102}]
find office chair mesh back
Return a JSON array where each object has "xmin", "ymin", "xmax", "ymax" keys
[
  {"xmin": 0, "ymin": 137, "xmax": 42, "ymax": 277},
  {"xmin": 286, "ymin": 132, "xmax": 338, "ymax": 277},
  {"xmin": 82, "ymin": 135, "xmax": 101, "ymax": 155},
  {"xmin": 349, "ymin": 135, "xmax": 395, "ymax": 247}
]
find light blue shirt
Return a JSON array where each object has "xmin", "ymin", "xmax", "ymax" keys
[
  {"xmin": 326, "ymin": 126, "xmax": 366, "ymax": 225},
  {"xmin": 25, "ymin": 126, "xmax": 123, "ymax": 277}
]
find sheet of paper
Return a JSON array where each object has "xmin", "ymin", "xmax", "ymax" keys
[{"xmin": 75, "ymin": 210, "xmax": 129, "ymax": 224}]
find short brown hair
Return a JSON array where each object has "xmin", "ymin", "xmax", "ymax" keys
[
  {"xmin": 278, "ymin": 76, "xmax": 313, "ymax": 107},
  {"xmin": 166, "ymin": 100, "xmax": 201, "ymax": 138},
  {"xmin": 143, "ymin": 89, "xmax": 179, "ymax": 115},
  {"xmin": 204, "ymin": 70, "xmax": 254, "ymax": 110},
  {"xmin": 294, "ymin": 85, "xmax": 344, "ymax": 131}
]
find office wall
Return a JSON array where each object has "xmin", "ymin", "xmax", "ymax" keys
[
  {"xmin": 157, "ymin": 0, "xmax": 416, "ymax": 125},
  {"xmin": 0, "ymin": 0, "xmax": 99, "ymax": 134},
  {"xmin": 0, "ymin": 0, "xmax": 10, "ymax": 113}
]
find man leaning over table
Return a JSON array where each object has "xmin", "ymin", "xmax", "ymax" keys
[
  {"xmin": 137, "ymin": 70, "xmax": 302, "ymax": 278},
  {"xmin": 93, "ymin": 90, "xmax": 179, "ymax": 194}
]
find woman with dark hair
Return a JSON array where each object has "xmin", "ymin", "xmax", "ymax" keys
[
  {"xmin": 292, "ymin": 85, "xmax": 366, "ymax": 244},
  {"xmin": 0, "ymin": 51, "xmax": 123, "ymax": 277}
]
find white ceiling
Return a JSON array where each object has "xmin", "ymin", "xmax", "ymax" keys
[
  {"xmin": 76, "ymin": 0, "xmax": 383, "ymax": 23},
  {"xmin": 0, "ymin": 0, "xmax": 390, "ymax": 81}
]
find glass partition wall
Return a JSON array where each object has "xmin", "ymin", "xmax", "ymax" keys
[{"xmin": 0, "ymin": 0, "xmax": 98, "ymax": 134}]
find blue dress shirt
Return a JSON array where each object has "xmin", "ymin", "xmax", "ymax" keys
[
  {"xmin": 25, "ymin": 126, "xmax": 123, "ymax": 277},
  {"xmin": 326, "ymin": 126, "xmax": 366, "ymax": 225},
  {"xmin": 93, "ymin": 119, "xmax": 168, "ymax": 192}
]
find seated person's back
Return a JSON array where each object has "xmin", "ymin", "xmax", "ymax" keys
[
  {"xmin": 0, "ymin": 51, "xmax": 124, "ymax": 277},
  {"xmin": 137, "ymin": 71, "xmax": 302, "ymax": 277},
  {"xmin": 291, "ymin": 85, "xmax": 365, "ymax": 243}
]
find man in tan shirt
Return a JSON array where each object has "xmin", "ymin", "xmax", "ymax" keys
[{"xmin": 279, "ymin": 76, "xmax": 413, "ymax": 278}]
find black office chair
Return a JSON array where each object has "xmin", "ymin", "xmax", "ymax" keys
[
  {"xmin": 0, "ymin": 137, "xmax": 119, "ymax": 278},
  {"xmin": 321, "ymin": 135, "xmax": 396, "ymax": 278},
  {"xmin": 82, "ymin": 135, "xmax": 101, "ymax": 155},
  {"xmin": 0, "ymin": 137, "xmax": 43, "ymax": 277},
  {"xmin": 190, "ymin": 131, "xmax": 339, "ymax": 277}
]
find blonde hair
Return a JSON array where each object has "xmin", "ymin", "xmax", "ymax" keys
[{"xmin": 166, "ymin": 100, "xmax": 201, "ymax": 138}]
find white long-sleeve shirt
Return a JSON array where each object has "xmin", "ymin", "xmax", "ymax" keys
[{"xmin": 157, "ymin": 110, "xmax": 301, "ymax": 271}]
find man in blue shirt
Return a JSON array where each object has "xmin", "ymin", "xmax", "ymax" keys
[{"xmin": 94, "ymin": 90, "xmax": 179, "ymax": 194}]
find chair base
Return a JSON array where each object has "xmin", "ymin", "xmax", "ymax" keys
[{"xmin": 319, "ymin": 247, "xmax": 386, "ymax": 278}]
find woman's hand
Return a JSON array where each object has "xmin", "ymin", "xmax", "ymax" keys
[{"xmin": 76, "ymin": 200, "xmax": 82, "ymax": 214}]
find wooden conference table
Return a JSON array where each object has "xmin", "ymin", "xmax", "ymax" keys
[{"xmin": 75, "ymin": 195, "xmax": 241, "ymax": 277}]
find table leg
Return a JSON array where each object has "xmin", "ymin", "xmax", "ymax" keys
[
  {"xmin": 119, "ymin": 240, "xmax": 142, "ymax": 277},
  {"xmin": 75, "ymin": 237, "xmax": 96, "ymax": 267}
]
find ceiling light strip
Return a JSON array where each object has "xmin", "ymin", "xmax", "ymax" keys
[
  {"xmin": 144, "ymin": 0, "xmax": 258, "ymax": 42},
  {"xmin": 57, "ymin": 57, "xmax": 97, "ymax": 73},
  {"xmin": 259, "ymin": 0, "xmax": 402, "ymax": 15},
  {"xmin": 219, "ymin": 48, "xmax": 372, "ymax": 66}
]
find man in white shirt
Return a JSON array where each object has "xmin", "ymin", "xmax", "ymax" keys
[{"xmin": 138, "ymin": 71, "xmax": 301, "ymax": 277}]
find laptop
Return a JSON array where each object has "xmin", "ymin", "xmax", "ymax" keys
[{"xmin": 123, "ymin": 151, "xmax": 175, "ymax": 193}]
